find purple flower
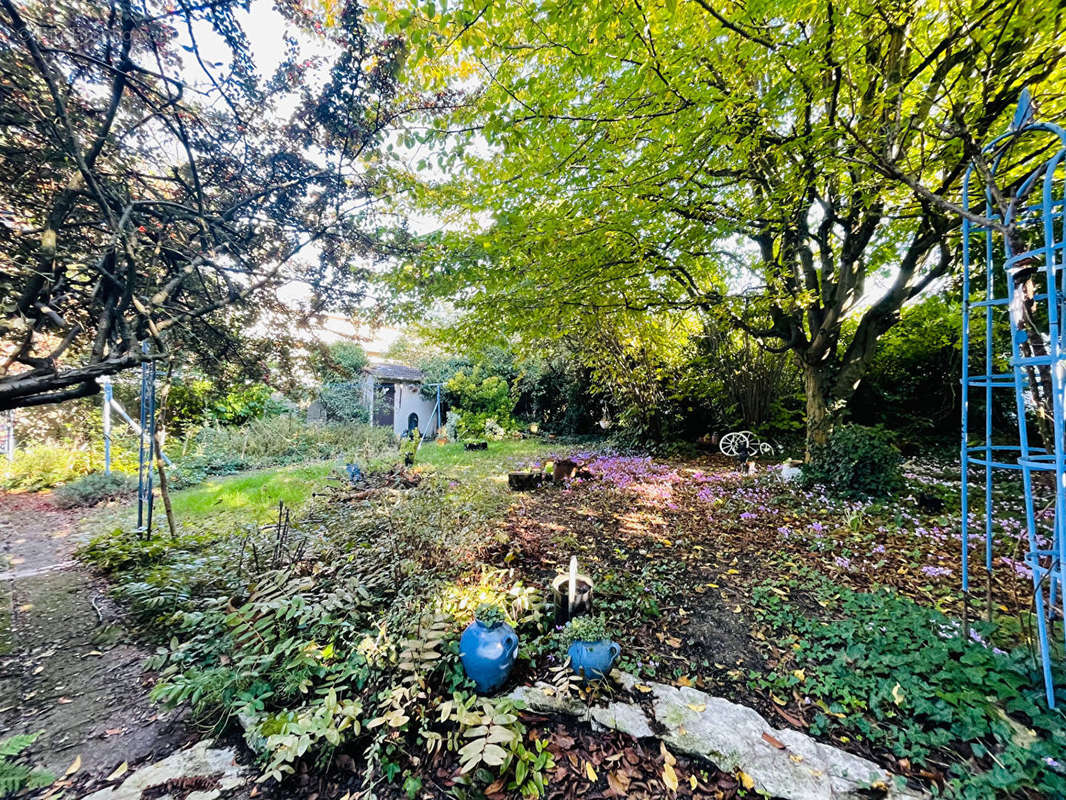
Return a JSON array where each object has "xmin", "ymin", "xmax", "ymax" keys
[
  {"xmin": 834, "ymin": 556, "xmax": 851, "ymax": 569},
  {"xmin": 810, "ymin": 522, "xmax": 825, "ymax": 533},
  {"xmin": 740, "ymin": 511, "xmax": 757, "ymax": 520},
  {"xmin": 921, "ymin": 566, "xmax": 953, "ymax": 578}
]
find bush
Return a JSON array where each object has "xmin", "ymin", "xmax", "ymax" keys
[
  {"xmin": 802, "ymin": 424, "xmax": 902, "ymax": 497},
  {"xmin": 317, "ymin": 382, "xmax": 370, "ymax": 423},
  {"xmin": 53, "ymin": 471, "xmax": 138, "ymax": 508},
  {"xmin": 180, "ymin": 416, "xmax": 395, "ymax": 481},
  {"xmin": 0, "ymin": 440, "xmax": 139, "ymax": 491}
]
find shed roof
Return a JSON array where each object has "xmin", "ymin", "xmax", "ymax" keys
[{"xmin": 364, "ymin": 362, "xmax": 424, "ymax": 382}]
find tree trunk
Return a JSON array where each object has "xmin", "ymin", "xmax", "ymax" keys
[{"xmin": 803, "ymin": 362, "xmax": 835, "ymax": 460}]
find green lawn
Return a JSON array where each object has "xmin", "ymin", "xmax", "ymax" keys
[
  {"xmin": 80, "ymin": 461, "xmax": 335, "ymax": 538},
  {"xmin": 79, "ymin": 438, "xmax": 563, "ymax": 539},
  {"xmin": 414, "ymin": 438, "xmax": 560, "ymax": 481}
]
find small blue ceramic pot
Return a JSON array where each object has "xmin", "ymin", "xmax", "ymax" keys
[
  {"xmin": 568, "ymin": 639, "xmax": 621, "ymax": 680},
  {"xmin": 459, "ymin": 619, "xmax": 519, "ymax": 693}
]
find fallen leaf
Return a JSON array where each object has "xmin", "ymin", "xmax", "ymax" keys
[
  {"xmin": 607, "ymin": 770, "xmax": 630, "ymax": 795},
  {"xmin": 663, "ymin": 761, "xmax": 679, "ymax": 791},
  {"xmin": 106, "ymin": 762, "xmax": 128, "ymax": 781},
  {"xmin": 738, "ymin": 770, "xmax": 755, "ymax": 790},
  {"xmin": 792, "ymin": 669, "xmax": 806, "ymax": 682},
  {"xmin": 57, "ymin": 697, "xmax": 73, "ymax": 705},
  {"xmin": 633, "ymin": 684, "xmax": 653, "ymax": 693},
  {"xmin": 891, "ymin": 682, "xmax": 905, "ymax": 706},
  {"xmin": 660, "ymin": 742, "xmax": 676, "ymax": 766},
  {"xmin": 761, "ymin": 732, "xmax": 786, "ymax": 749},
  {"xmin": 686, "ymin": 703, "xmax": 706, "ymax": 712},
  {"xmin": 64, "ymin": 755, "xmax": 81, "ymax": 776},
  {"xmin": 585, "ymin": 762, "xmax": 597, "ymax": 782},
  {"xmin": 689, "ymin": 774, "xmax": 698, "ymax": 790}
]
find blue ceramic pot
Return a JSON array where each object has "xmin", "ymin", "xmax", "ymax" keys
[
  {"xmin": 568, "ymin": 639, "xmax": 621, "ymax": 680},
  {"xmin": 460, "ymin": 619, "xmax": 519, "ymax": 693}
]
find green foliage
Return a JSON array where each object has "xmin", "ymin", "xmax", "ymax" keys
[
  {"xmin": 316, "ymin": 342, "xmax": 370, "ymax": 384},
  {"xmin": 399, "ymin": 430, "xmax": 419, "ymax": 464},
  {"xmin": 803, "ymin": 425, "xmax": 903, "ymax": 498},
  {"xmin": 750, "ymin": 584, "xmax": 1066, "ymax": 799},
  {"xmin": 209, "ymin": 383, "xmax": 285, "ymax": 427},
  {"xmin": 314, "ymin": 343, "xmax": 371, "ymax": 423},
  {"xmin": 178, "ymin": 416, "xmax": 395, "ymax": 482},
  {"xmin": 317, "ymin": 383, "xmax": 370, "ymax": 424},
  {"xmin": 379, "ymin": 0, "xmax": 1065, "ymax": 448},
  {"xmin": 559, "ymin": 614, "xmax": 610, "ymax": 649},
  {"xmin": 474, "ymin": 604, "xmax": 505, "ymax": 626},
  {"xmin": 0, "ymin": 441, "xmax": 138, "ymax": 491},
  {"xmin": 53, "ymin": 471, "xmax": 138, "ymax": 508},
  {"xmin": 0, "ymin": 733, "xmax": 54, "ymax": 797},
  {"xmin": 445, "ymin": 367, "xmax": 516, "ymax": 439},
  {"xmin": 849, "ymin": 296, "xmax": 964, "ymax": 446},
  {"xmin": 88, "ymin": 468, "xmax": 552, "ymax": 794}
]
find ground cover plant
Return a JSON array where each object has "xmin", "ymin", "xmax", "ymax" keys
[{"xmin": 77, "ymin": 440, "xmax": 1066, "ymax": 799}]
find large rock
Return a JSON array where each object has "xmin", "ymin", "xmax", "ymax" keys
[
  {"xmin": 511, "ymin": 673, "xmax": 926, "ymax": 800},
  {"xmin": 83, "ymin": 740, "xmax": 248, "ymax": 800}
]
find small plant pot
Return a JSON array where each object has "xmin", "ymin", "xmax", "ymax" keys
[
  {"xmin": 568, "ymin": 639, "xmax": 620, "ymax": 681},
  {"xmin": 551, "ymin": 574, "xmax": 594, "ymax": 624},
  {"xmin": 459, "ymin": 619, "xmax": 519, "ymax": 694}
]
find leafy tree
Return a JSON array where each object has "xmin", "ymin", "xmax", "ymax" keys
[
  {"xmin": 374, "ymin": 0, "xmax": 1065, "ymax": 452},
  {"xmin": 0, "ymin": 0, "xmax": 416, "ymax": 409}
]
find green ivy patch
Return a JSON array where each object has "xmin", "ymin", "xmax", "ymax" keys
[{"xmin": 750, "ymin": 582, "xmax": 1066, "ymax": 798}]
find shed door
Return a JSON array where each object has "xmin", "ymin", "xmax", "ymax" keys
[{"xmin": 374, "ymin": 383, "xmax": 395, "ymax": 428}]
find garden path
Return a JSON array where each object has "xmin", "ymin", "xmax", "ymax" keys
[{"xmin": 0, "ymin": 492, "xmax": 190, "ymax": 790}]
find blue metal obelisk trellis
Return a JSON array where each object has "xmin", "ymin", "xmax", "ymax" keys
[
  {"xmin": 137, "ymin": 344, "xmax": 157, "ymax": 537},
  {"xmin": 961, "ymin": 91, "xmax": 1066, "ymax": 708}
]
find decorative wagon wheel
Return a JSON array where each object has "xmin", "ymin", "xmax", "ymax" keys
[{"xmin": 719, "ymin": 430, "xmax": 755, "ymax": 457}]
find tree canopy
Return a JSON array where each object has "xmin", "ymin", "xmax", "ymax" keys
[
  {"xmin": 0, "ymin": 0, "xmax": 416, "ymax": 409},
  {"xmin": 375, "ymin": 0, "xmax": 1066, "ymax": 446}
]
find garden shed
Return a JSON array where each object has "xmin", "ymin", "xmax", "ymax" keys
[{"xmin": 362, "ymin": 363, "xmax": 439, "ymax": 438}]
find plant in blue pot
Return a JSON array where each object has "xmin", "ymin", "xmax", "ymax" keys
[
  {"xmin": 562, "ymin": 615, "xmax": 620, "ymax": 681},
  {"xmin": 459, "ymin": 604, "xmax": 519, "ymax": 694}
]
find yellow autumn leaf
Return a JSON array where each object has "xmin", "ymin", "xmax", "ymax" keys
[
  {"xmin": 891, "ymin": 682, "xmax": 905, "ymax": 706},
  {"xmin": 689, "ymin": 775, "xmax": 698, "ymax": 790},
  {"xmin": 686, "ymin": 703, "xmax": 706, "ymax": 712},
  {"xmin": 662, "ymin": 761, "xmax": 679, "ymax": 791},
  {"xmin": 585, "ymin": 762, "xmax": 597, "ymax": 782},
  {"xmin": 65, "ymin": 755, "xmax": 82, "ymax": 776},
  {"xmin": 660, "ymin": 742, "xmax": 676, "ymax": 766},
  {"xmin": 792, "ymin": 669, "xmax": 806, "ymax": 682},
  {"xmin": 106, "ymin": 761, "xmax": 128, "ymax": 781},
  {"xmin": 738, "ymin": 770, "xmax": 755, "ymax": 790},
  {"xmin": 634, "ymin": 684, "xmax": 653, "ymax": 693}
]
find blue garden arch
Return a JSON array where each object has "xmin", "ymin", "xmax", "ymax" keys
[{"xmin": 961, "ymin": 91, "xmax": 1066, "ymax": 707}]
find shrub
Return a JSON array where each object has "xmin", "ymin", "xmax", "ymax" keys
[
  {"xmin": 53, "ymin": 471, "xmax": 138, "ymax": 508},
  {"xmin": 182, "ymin": 416, "xmax": 395, "ymax": 479},
  {"xmin": 802, "ymin": 424, "xmax": 902, "ymax": 497},
  {"xmin": 0, "ymin": 440, "xmax": 139, "ymax": 491},
  {"xmin": 210, "ymin": 383, "xmax": 285, "ymax": 426},
  {"xmin": 318, "ymin": 382, "xmax": 370, "ymax": 423}
]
